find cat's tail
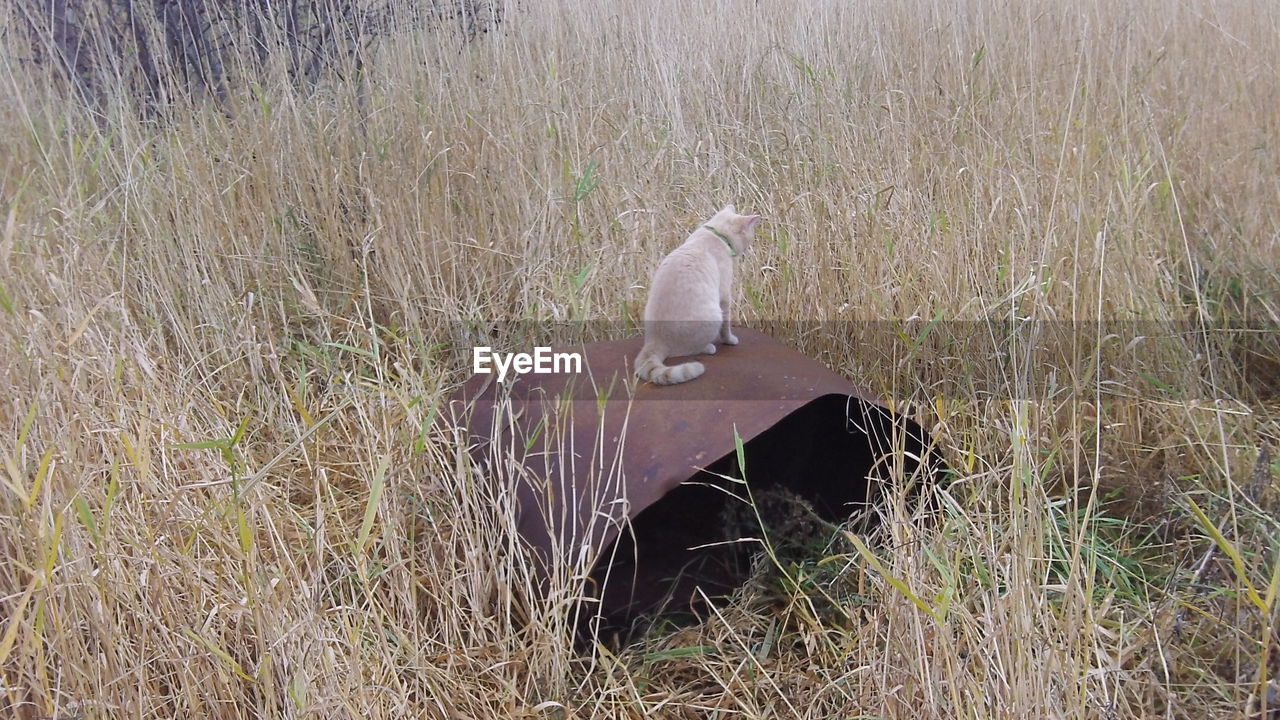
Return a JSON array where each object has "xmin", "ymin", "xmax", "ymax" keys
[{"xmin": 635, "ymin": 345, "xmax": 705, "ymax": 385}]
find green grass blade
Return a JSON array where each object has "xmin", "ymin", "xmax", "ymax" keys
[
  {"xmin": 1187, "ymin": 497, "xmax": 1267, "ymax": 613},
  {"xmin": 643, "ymin": 645, "xmax": 717, "ymax": 662},
  {"xmin": 74, "ymin": 495, "xmax": 98, "ymax": 543},
  {"xmin": 355, "ymin": 455, "xmax": 391, "ymax": 553},
  {"xmin": 413, "ymin": 398, "xmax": 439, "ymax": 454},
  {"xmin": 847, "ymin": 531, "xmax": 944, "ymax": 623},
  {"xmin": 171, "ymin": 439, "xmax": 230, "ymax": 451}
]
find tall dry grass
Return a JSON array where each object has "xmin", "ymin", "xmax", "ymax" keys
[{"xmin": 2, "ymin": 0, "xmax": 1279, "ymax": 717}]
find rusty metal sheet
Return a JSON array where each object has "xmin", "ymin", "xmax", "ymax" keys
[{"xmin": 447, "ymin": 327, "xmax": 940, "ymax": 633}]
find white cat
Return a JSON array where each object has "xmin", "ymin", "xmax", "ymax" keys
[{"xmin": 636, "ymin": 205, "xmax": 762, "ymax": 385}]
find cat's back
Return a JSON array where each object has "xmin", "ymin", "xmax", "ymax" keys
[
  {"xmin": 646, "ymin": 238, "xmax": 722, "ymax": 321},
  {"xmin": 655, "ymin": 237, "xmax": 720, "ymax": 277}
]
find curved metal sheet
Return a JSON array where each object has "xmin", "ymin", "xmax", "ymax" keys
[{"xmin": 447, "ymin": 328, "xmax": 940, "ymax": 630}]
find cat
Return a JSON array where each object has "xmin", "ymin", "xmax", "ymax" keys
[{"xmin": 635, "ymin": 204, "xmax": 762, "ymax": 385}]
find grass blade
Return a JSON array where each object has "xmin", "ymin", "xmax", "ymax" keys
[
  {"xmin": 0, "ymin": 581, "xmax": 35, "ymax": 666},
  {"xmin": 1186, "ymin": 497, "xmax": 1267, "ymax": 613},
  {"xmin": 25, "ymin": 446, "xmax": 54, "ymax": 511},
  {"xmin": 183, "ymin": 627, "xmax": 255, "ymax": 682},
  {"xmin": 846, "ymin": 531, "xmax": 944, "ymax": 623},
  {"xmin": 355, "ymin": 455, "xmax": 392, "ymax": 553},
  {"xmin": 74, "ymin": 495, "xmax": 99, "ymax": 543}
]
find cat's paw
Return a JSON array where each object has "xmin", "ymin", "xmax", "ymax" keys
[
  {"xmin": 721, "ymin": 333, "xmax": 739, "ymax": 346},
  {"xmin": 703, "ymin": 343, "xmax": 718, "ymax": 355}
]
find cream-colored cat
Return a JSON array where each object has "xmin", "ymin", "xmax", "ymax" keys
[{"xmin": 636, "ymin": 205, "xmax": 762, "ymax": 385}]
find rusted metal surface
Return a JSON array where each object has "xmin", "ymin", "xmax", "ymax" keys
[{"xmin": 448, "ymin": 327, "xmax": 942, "ymax": 634}]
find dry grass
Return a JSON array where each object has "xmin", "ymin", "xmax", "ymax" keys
[{"xmin": 2, "ymin": 0, "xmax": 1279, "ymax": 717}]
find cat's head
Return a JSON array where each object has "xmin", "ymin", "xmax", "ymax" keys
[{"xmin": 710, "ymin": 204, "xmax": 763, "ymax": 254}]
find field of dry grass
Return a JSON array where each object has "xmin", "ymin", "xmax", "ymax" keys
[{"xmin": 3, "ymin": 0, "xmax": 1279, "ymax": 717}]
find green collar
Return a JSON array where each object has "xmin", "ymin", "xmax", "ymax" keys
[{"xmin": 703, "ymin": 225, "xmax": 736, "ymax": 256}]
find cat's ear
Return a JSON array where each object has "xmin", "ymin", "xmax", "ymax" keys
[
  {"xmin": 722, "ymin": 203, "xmax": 736, "ymax": 214},
  {"xmin": 745, "ymin": 215, "xmax": 762, "ymax": 231}
]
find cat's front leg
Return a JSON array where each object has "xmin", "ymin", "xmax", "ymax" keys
[{"xmin": 719, "ymin": 298, "xmax": 738, "ymax": 345}]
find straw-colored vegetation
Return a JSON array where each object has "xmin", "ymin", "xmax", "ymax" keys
[{"xmin": 3, "ymin": 0, "xmax": 1279, "ymax": 717}]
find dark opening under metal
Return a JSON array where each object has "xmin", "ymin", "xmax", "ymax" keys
[
  {"xmin": 448, "ymin": 328, "xmax": 945, "ymax": 639},
  {"xmin": 587, "ymin": 393, "xmax": 936, "ymax": 636}
]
